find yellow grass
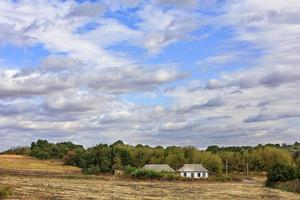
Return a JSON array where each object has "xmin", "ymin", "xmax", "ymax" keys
[
  {"xmin": 0, "ymin": 155, "xmax": 80, "ymax": 173},
  {"xmin": 0, "ymin": 155, "xmax": 300, "ymax": 199}
]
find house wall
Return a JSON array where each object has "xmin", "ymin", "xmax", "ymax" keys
[{"xmin": 180, "ymin": 172, "xmax": 208, "ymax": 178}]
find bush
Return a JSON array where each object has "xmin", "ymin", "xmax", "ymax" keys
[
  {"xmin": 124, "ymin": 166, "xmax": 162, "ymax": 179},
  {"xmin": 35, "ymin": 151, "xmax": 50, "ymax": 160},
  {"xmin": 124, "ymin": 165, "xmax": 137, "ymax": 174},
  {"xmin": 0, "ymin": 185, "xmax": 12, "ymax": 199},
  {"xmin": 160, "ymin": 172, "xmax": 178, "ymax": 181},
  {"xmin": 216, "ymin": 174, "xmax": 232, "ymax": 182},
  {"xmin": 82, "ymin": 166, "xmax": 101, "ymax": 175},
  {"xmin": 131, "ymin": 169, "xmax": 162, "ymax": 179},
  {"xmin": 124, "ymin": 166, "xmax": 179, "ymax": 180},
  {"xmin": 274, "ymin": 179, "xmax": 300, "ymax": 194},
  {"xmin": 63, "ymin": 151, "xmax": 76, "ymax": 165},
  {"xmin": 296, "ymin": 158, "xmax": 300, "ymax": 179},
  {"xmin": 266, "ymin": 163, "xmax": 296, "ymax": 186}
]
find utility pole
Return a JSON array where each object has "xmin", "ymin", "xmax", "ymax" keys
[
  {"xmin": 246, "ymin": 161, "xmax": 249, "ymax": 177},
  {"xmin": 225, "ymin": 160, "xmax": 228, "ymax": 176}
]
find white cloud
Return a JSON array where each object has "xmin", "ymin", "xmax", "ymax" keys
[
  {"xmin": 41, "ymin": 56, "xmax": 82, "ymax": 71},
  {"xmin": 67, "ymin": 2, "xmax": 106, "ymax": 18},
  {"xmin": 135, "ymin": 5, "xmax": 201, "ymax": 54},
  {"xmin": 153, "ymin": 0, "xmax": 199, "ymax": 8},
  {"xmin": 0, "ymin": 0, "xmax": 300, "ymax": 150}
]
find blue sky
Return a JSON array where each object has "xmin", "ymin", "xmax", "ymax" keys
[{"xmin": 0, "ymin": 0, "xmax": 300, "ymax": 150}]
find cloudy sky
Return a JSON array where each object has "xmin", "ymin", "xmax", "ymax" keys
[{"xmin": 0, "ymin": 0, "xmax": 300, "ymax": 150}]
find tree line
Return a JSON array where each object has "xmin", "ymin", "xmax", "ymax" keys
[{"xmin": 2, "ymin": 140, "xmax": 300, "ymax": 181}]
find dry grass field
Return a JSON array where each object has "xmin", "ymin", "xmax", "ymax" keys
[
  {"xmin": 0, "ymin": 155, "xmax": 80, "ymax": 173},
  {"xmin": 0, "ymin": 155, "xmax": 300, "ymax": 200}
]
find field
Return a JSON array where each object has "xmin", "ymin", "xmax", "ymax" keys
[{"xmin": 0, "ymin": 155, "xmax": 300, "ymax": 200}]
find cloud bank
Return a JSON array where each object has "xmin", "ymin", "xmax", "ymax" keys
[{"xmin": 0, "ymin": 0, "xmax": 299, "ymax": 150}]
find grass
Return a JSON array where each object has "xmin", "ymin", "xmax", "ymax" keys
[
  {"xmin": 0, "ymin": 155, "xmax": 299, "ymax": 199},
  {"xmin": 2, "ymin": 173, "xmax": 300, "ymax": 200},
  {"xmin": 0, "ymin": 185, "xmax": 12, "ymax": 199},
  {"xmin": 274, "ymin": 179, "xmax": 300, "ymax": 194},
  {"xmin": 0, "ymin": 155, "xmax": 80, "ymax": 173}
]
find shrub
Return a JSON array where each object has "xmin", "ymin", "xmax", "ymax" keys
[
  {"xmin": 0, "ymin": 185, "xmax": 12, "ymax": 199},
  {"xmin": 266, "ymin": 163, "xmax": 296, "ymax": 186},
  {"xmin": 124, "ymin": 166, "xmax": 179, "ymax": 180},
  {"xmin": 131, "ymin": 169, "xmax": 162, "ymax": 179},
  {"xmin": 274, "ymin": 179, "xmax": 300, "ymax": 194},
  {"xmin": 35, "ymin": 151, "xmax": 51, "ymax": 160},
  {"xmin": 296, "ymin": 158, "xmax": 300, "ymax": 179},
  {"xmin": 124, "ymin": 166, "xmax": 162, "ymax": 179},
  {"xmin": 216, "ymin": 174, "xmax": 232, "ymax": 182},
  {"xmin": 160, "ymin": 172, "xmax": 178, "ymax": 181},
  {"xmin": 82, "ymin": 166, "xmax": 101, "ymax": 175},
  {"xmin": 63, "ymin": 151, "xmax": 76, "ymax": 165},
  {"xmin": 124, "ymin": 165, "xmax": 137, "ymax": 174}
]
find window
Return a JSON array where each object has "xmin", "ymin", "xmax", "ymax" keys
[
  {"xmin": 198, "ymin": 173, "xmax": 201, "ymax": 177},
  {"xmin": 183, "ymin": 172, "xmax": 187, "ymax": 177}
]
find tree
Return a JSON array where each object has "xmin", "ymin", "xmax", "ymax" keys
[
  {"xmin": 296, "ymin": 158, "xmax": 300, "ymax": 179},
  {"xmin": 112, "ymin": 140, "xmax": 124, "ymax": 146},
  {"xmin": 206, "ymin": 145, "xmax": 219, "ymax": 154},
  {"xmin": 266, "ymin": 163, "xmax": 295, "ymax": 186},
  {"xmin": 112, "ymin": 155, "xmax": 123, "ymax": 171},
  {"xmin": 63, "ymin": 151, "xmax": 76, "ymax": 165},
  {"xmin": 192, "ymin": 151, "xmax": 223, "ymax": 174},
  {"xmin": 166, "ymin": 153, "xmax": 186, "ymax": 169}
]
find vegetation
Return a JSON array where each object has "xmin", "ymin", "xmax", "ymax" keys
[
  {"xmin": 0, "ymin": 185, "xmax": 12, "ymax": 199},
  {"xmin": 124, "ymin": 165, "xmax": 178, "ymax": 180},
  {"xmin": 273, "ymin": 179, "xmax": 300, "ymax": 194},
  {"xmin": 15, "ymin": 140, "xmax": 224, "ymax": 175},
  {"xmin": 0, "ymin": 155, "xmax": 80, "ymax": 173},
  {"xmin": 2, "ymin": 163, "xmax": 300, "ymax": 200},
  {"xmin": 2, "ymin": 139, "xmax": 300, "ymax": 193},
  {"xmin": 266, "ymin": 163, "xmax": 296, "ymax": 187},
  {"xmin": 0, "ymin": 146, "xmax": 30, "ymax": 155}
]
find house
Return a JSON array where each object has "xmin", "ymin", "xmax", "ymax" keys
[
  {"xmin": 142, "ymin": 164, "xmax": 175, "ymax": 172},
  {"xmin": 177, "ymin": 164, "xmax": 209, "ymax": 178}
]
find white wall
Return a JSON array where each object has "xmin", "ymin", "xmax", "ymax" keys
[{"xmin": 180, "ymin": 172, "xmax": 208, "ymax": 178}]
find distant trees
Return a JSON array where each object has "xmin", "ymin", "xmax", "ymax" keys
[
  {"xmin": 29, "ymin": 139, "xmax": 84, "ymax": 160},
  {"xmin": 0, "ymin": 146, "xmax": 30, "ymax": 155},
  {"xmin": 7, "ymin": 139, "xmax": 300, "ymax": 181},
  {"xmin": 26, "ymin": 139, "xmax": 224, "ymax": 175},
  {"xmin": 206, "ymin": 145, "xmax": 294, "ymax": 173}
]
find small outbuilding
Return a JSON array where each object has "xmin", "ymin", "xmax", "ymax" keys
[
  {"xmin": 143, "ymin": 164, "xmax": 175, "ymax": 172},
  {"xmin": 177, "ymin": 164, "xmax": 209, "ymax": 178}
]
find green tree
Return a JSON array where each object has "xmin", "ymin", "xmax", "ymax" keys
[
  {"xmin": 266, "ymin": 163, "xmax": 295, "ymax": 186},
  {"xmin": 112, "ymin": 155, "xmax": 123, "ymax": 170},
  {"xmin": 166, "ymin": 153, "xmax": 186, "ymax": 169}
]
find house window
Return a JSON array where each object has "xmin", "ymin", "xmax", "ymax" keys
[
  {"xmin": 183, "ymin": 172, "xmax": 187, "ymax": 177},
  {"xmin": 198, "ymin": 173, "xmax": 201, "ymax": 177}
]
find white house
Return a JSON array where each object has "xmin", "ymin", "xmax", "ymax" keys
[{"xmin": 177, "ymin": 164, "xmax": 209, "ymax": 178}]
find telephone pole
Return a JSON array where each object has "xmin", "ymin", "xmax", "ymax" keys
[
  {"xmin": 225, "ymin": 160, "xmax": 228, "ymax": 175},
  {"xmin": 246, "ymin": 161, "xmax": 249, "ymax": 177}
]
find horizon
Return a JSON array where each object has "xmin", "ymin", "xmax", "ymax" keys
[
  {"xmin": 1, "ymin": 139, "xmax": 299, "ymax": 153},
  {"xmin": 0, "ymin": 0, "xmax": 300, "ymax": 151}
]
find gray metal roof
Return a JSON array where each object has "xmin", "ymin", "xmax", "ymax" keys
[
  {"xmin": 177, "ymin": 164, "xmax": 208, "ymax": 172},
  {"xmin": 143, "ymin": 164, "xmax": 175, "ymax": 172}
]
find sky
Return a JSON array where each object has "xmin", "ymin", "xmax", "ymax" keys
[{"xmin": 0, "ymin": 0, "xmax": 300, "ymax": 151}]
